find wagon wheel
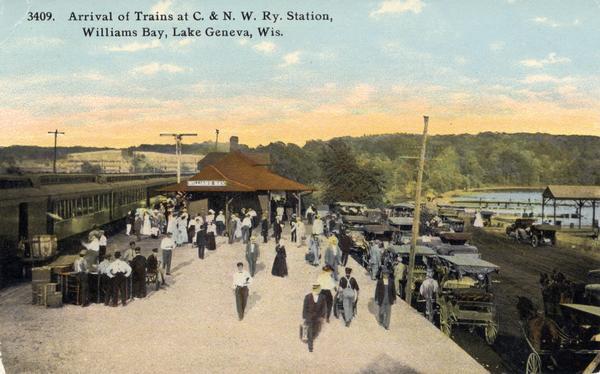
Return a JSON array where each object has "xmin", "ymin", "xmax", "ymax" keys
[
  {"xmin": 530, "ymin": 235, "xmax": 539, "ymax": 248},
  {"xmin": 155, "ymin": 275, "xmax": 160, "ymax": 291},
  {"xmin": 439, "ymin": 304, "xmax": 452, "ymax": 337},
  {"xmin": 484, "ymin": 322, "xmax": 498, "ymax": 345},
  {"xmin": 525, "ymin": 352, "xmax": 541, "ymax": 374}
]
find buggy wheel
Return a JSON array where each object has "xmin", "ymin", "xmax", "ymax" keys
[
  {"xmin": 484, "ymin": 323, "xmax": 498, "ymax": 345},
  {"xmin": 526, "ymin": 352, "xmax": 541, "ymax": 374},
  {"xmin": 155, "ymin": 276, "xmax": 160, "ymax": 291},
  {"xmin": 531, "ymin": 235, "xmax": 539, "ymax": 248}
]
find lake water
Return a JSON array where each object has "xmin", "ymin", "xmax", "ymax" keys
[{"xmin": 450, "ymin": 190, "xmax": 597, "ymax": 227}]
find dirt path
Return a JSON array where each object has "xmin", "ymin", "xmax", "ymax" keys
[
  {"xmin": 467, "ymin": 228, "xmax": 600, "ymax": 372},
  {"xmin": 0, "ymin": 229, "xmax": 485, "ymax": 374}
]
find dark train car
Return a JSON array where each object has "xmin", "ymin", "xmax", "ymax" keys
[{"xmin": 0, "ymin": 173, "xmax": 178, "ymax": 261}]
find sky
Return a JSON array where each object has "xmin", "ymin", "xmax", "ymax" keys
[{"xmin": 1, "ymin": 0, "xmax": 599, "ymax": 147}]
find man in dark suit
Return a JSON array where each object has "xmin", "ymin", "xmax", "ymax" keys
[
  {"xmin": 339, "ymin": 230, "xmax": 353, "ymax": 267},
  {"xmin": 245, "ymin": 236, "xmax": 260, "ymax": 277},
  {"xmin": 375, "ymin": 270, "xmax": 397, "ymax": 330},
  {"xmin": 130, "ymin": 247, "xmax": 147, "ymax": 298},
  {"xmin": 196, "ymin": 223, "xmax": 207, "ymax": 259},
  {"xmin": 302, "ymin": 284, "xmax": 327, "ymax": 352}
]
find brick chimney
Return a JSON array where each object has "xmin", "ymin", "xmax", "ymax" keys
[{"xmin": 229, "ymin": 136, "xmax": 239, "ymax": 152}]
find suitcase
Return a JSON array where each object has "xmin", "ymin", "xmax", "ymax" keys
[
  {"xmin": 32, "ymin": 266, "xmax": 52, "ymax": 282},
  {"xmin": 299, "ymin": 322, "xmax": 309, "ymax": 342},
  {"xmin": 46, "ymin": 292, "xmax": 63, "ymax": 308},
  {"xmin": 32, "ymin": 281, "xmax": 47, "ymax": 304}
]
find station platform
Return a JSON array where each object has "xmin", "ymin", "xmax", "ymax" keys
[{"xmin": 0, "ymin": 229, "xmax": 486, "ymax": 373}]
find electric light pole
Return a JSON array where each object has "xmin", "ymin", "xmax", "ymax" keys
[
  {"xmin": 405, "ymin": 116, "xmax": 429, "ymax": 305},
  {"xmin": 48, "ymin": 129, "xmax": 65, "ymax": 174},
  {"xmin": 160, "ymin": 133, "xmax": 197, "ymax": 183}
]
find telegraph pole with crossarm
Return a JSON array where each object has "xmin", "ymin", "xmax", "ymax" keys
[
  {"xmin": 160, "ymin": 133, "xmax": 198, "ymax": 183},
  {"xmin": 48, "ymin": 129, "xmax": 65, "ymax": 174}
]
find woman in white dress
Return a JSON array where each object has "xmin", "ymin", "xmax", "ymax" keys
[
  {"xmin": 141, "ymin": 211, "xmax": 152, "ymax": 236},
  {"xmin": 167, "ymin": 209, "xmax": 176, "ymax": 234},
  {"xmin": 234, "ymin": 215, "xmax": 243, "ymax": 241},
  {"xmin": 178, "ymin": 212, "xmax": 189, "ymax": 244}
]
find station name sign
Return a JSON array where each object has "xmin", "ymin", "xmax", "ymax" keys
[{"xmin": 187, "ymin": 180, "xmax": 227, "ymax": 187}]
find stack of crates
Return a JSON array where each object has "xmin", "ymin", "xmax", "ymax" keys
[{"xmin": 31, "ymin": 266, "xmax": 62, "ymax": 307}]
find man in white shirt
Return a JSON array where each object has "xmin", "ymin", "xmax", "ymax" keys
[
  {"xmin": 123, "ymin": 241, "xmax": 136, "ymax": 263},
  {"xmin": 108, "ymin": 251, "xmax": 132, "ymax": 307},
  {"xmin": 73, "ymin": 250, "xmax": 90, "ymax": 307},
  {"xmin": 241, "ymin": 214, "xmax": 252, "ymax": 244},
  {"xmin": 312, "ymin": 215, "xmax": 324, "ymax": 236},
  {"xmin": 232, "ymin": 262, "xmax": 253, "ymax": 320},
  {"xmin": 160, "ymin": 232, "xmax": 175, "ymax": 275},
  {"xmin": 216, "ymin": 211, "xmax": 226, "ymax": 236},
  {"xmin": 98, "ymin": 253, "xmax": 113, "ymax": 305}
]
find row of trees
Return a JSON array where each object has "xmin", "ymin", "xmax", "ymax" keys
[{"xmin": 256, "ymin": 132, "xmax": 600, "ymax": 207}]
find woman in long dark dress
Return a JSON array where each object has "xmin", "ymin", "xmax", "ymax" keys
[
  {"xmin": 271, "ymin": 240, "xmax": 288, "ymax": 277},
  {"xmin": 206, "ymin": 221, "xmax": 217, "ymax": 251}
]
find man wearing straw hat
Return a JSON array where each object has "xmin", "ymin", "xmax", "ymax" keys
[
  {"xmin": 245, "ymin": 236, "xmax": 260, "ymax": 277},
  {"xmin": 324, "ymin": 236, "xmax": 341, "ymax": 281},
  {"xmin": 302, "ymin": 284, "xmax": 327, "ymax": 352}
]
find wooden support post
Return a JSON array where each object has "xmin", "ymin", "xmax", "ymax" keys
[
  {"xmin": 553, "ymin": 199, "xmax": 557, "ymax": 225},
  {"xmin": 593, "ymin": 200, "xmax": 597, "ymax": 229},
  {"xmin": 541, "ymin": 198, "xmax": 545, "ymax": 221}
]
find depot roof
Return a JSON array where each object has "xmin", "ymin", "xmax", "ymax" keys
[
  {"xmin": 160, "ymin": 151, "xmax": 313, "ymax": 193},
  {"xmin": 543, "ymin": 185, "xmax": 600, "ymax": 201}
]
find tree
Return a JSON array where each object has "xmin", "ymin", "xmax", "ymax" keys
[{"xmin": 318, "ymin": 139, "xmax": 387, "ymax": 206}]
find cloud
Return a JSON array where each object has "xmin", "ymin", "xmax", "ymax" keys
[
  {"xmin": 252, "ymin": 41, "xmax": 276, "ymax": 54},
  {"xmin": 151, "ymin": 0, "xmax": 173, "ymax": 13},
  {"xmin": 520, "ymin": 74, "xmax": 573, "ymax": 84},
  {"xmin": 72, "ymin": 72, "xmax": 105, "ymax": 81},
  {"xmin": 489, "ymin": 41, "xmax": 505, "ymax": 52},
  {"xmin": 520, "ymin": 52, "xmax": 571, "ymax": 68},
  {"xmin": 172, "ymin": 39, "xmax": 193, "ymax": 49},
  {"xmin": 106, "ymin": 40, "xmax": 161, "ymax": 52},
  {"xmin": 346, "ymin": 84, "xmax": 376, "ymax": 105},
  {"xmin": 531, "ymin": 16, "xmax": 560, "ymax": 28},
  {"xmin": 279, "ymin": 51, "xmax": 301, "ymax": 67},
  {"xmin": 131, "ymin": 63, "xmax": 187, "ymax": 75},
  {"xmin": 370, "ymin": 0, "xmax": 424, "ymax": 17}
]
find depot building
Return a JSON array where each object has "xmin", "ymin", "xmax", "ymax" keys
[{"xmin": 160, "ymin": 137, "xmax": 314, "ymax": 221}]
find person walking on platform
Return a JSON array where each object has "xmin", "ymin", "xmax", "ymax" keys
[
  {"xmin": 228, "ymin": 214, "xmax": 237, "ymax": 244},
  {"xmin": 126, "ymin": 210, "xmax": 135, "ymax": 236},
  {"xmin": 99, "ymin": 230, "xmax": 107, "ymax": 262},
  {"xmin": 302, "ymin": 284, "xmax": 327, "ymax": 352},
  {"xmin": 271, "ymin": 239, "xmax": 288, "ymax": 277},
  {"xmin": 339, "ymin": 230, "xmax": 352, "ymax": 267},
  {"xmin": 147, "ymin": 248, "xmax": 165, "ymax": 285},
  {"xmin": 369, "ymin": 240, "xmax": 382, "ymax": 280},
  {"xmin": 160, "ymin": 232, "xmax": 175, "ymax": 275},
  {"xmin": 73, "ymin": 250, "xmax": 90, "ymax": 307},
  {"xmin": 232, "ymin": 262, "xmax": 252, "ymax": 320},
  {"xmin": 317, "ymin": 266, "xmax": 336, "ymax": 322},
  {"xmin": 375, "ymin": 270, "xmax": 396, "ymax": 330},
  {"xmin": 109, "ymin": 251, "xmax": 132, "ymax": 307},
  {"xmin": 123, "ymin": 241, "xmax": 136, "ymax": 264},
  {"xmin": 324, "ymin": 236, "xmax": 341, "ymax": 281},
  {"xmin": 273, "ymin": 217, "xmax": 284, "ymax": 244},
  {"xmin": 130, "ymin": 247, "xmax": 147, "ymax": 298},
  {"xmin": 308, "ymin": 234, "xmax": 320, "ymax": 266},
  {"xmin": 242, "ymin": 213, "xmax": 252, "ymax": 244},
  {"xmin": 305, "ymin": 205, "xmax": 315, "ymax": 225},
  {"xmin": 296, "ymin": 218, "xmax": 306, "ymax": 247},
  {"xmin": 420, "ymin": 270, "xmax": 439, "ymax": 322},
  {"xmin": 261, "ymin": 213, "xmax": 269, "ymax": 243},
  {"xmin": 216, "ymin": 211, "xmax": 226, "ymax": 236},
  {"xmin": 98, "ymin": 253, "xmax": 113, "ymax": 305},
  {"xmin": 338, "ymin": 267, "xmax": 359, "ymax": 327},
  {"xmin": 196, "ymin": 223, "xmax": 207, "ymax": 259},
  {"xmin": 291, "ymin": 218, "xmax": 298, "ymax": 243},
  {"xmin": 312, "ymin": 215, "xmax": 324, "ymax": 237},
  {"xmin": 207, "ymin": 221, "xmax": 217, "ymax": 251},
  {"xmin": 245, "ymin": 236, "xmax": 260, "ymax": 277}
]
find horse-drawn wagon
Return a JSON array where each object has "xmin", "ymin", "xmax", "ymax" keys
[
  {"xmin": 519, "ymin": 301, "xmax": 600, "ymax": 374},
  {"xmin": 435, "ymin": 254, "xmax": 500, "ymax": 345}
]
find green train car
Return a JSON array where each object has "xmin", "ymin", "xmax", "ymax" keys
[{"xmin": 0, "ymin": 173, "xmax": 178, "ymax": 246}]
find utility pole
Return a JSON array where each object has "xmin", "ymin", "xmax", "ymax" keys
[
  {"xmin": 160, "ymin": 133, "xmax": 197, "ymax": 183},
  {"xmin": 48, "ymin": 129, "xmax": 65, "ymax": 174},
  {"xmin": 405, "ymin": 116, "xmax": 429, "ymax": 305},
  {"xmin": 215, "ymin": 129, "xmax": 220, "ymax": 152}
]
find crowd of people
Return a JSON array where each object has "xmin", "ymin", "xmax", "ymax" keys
[{"xmin": 73, "ymin": 199, "xmax": 415, "ymax": 353}]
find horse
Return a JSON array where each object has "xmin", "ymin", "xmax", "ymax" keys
[{"xmin": 517, "ymin": 296, "xmax": 563, "ymax": 352}]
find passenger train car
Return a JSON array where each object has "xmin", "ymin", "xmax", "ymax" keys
[{"xmin": 0, "ymin": 173, "xmax": 179, "ymax": 246}]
